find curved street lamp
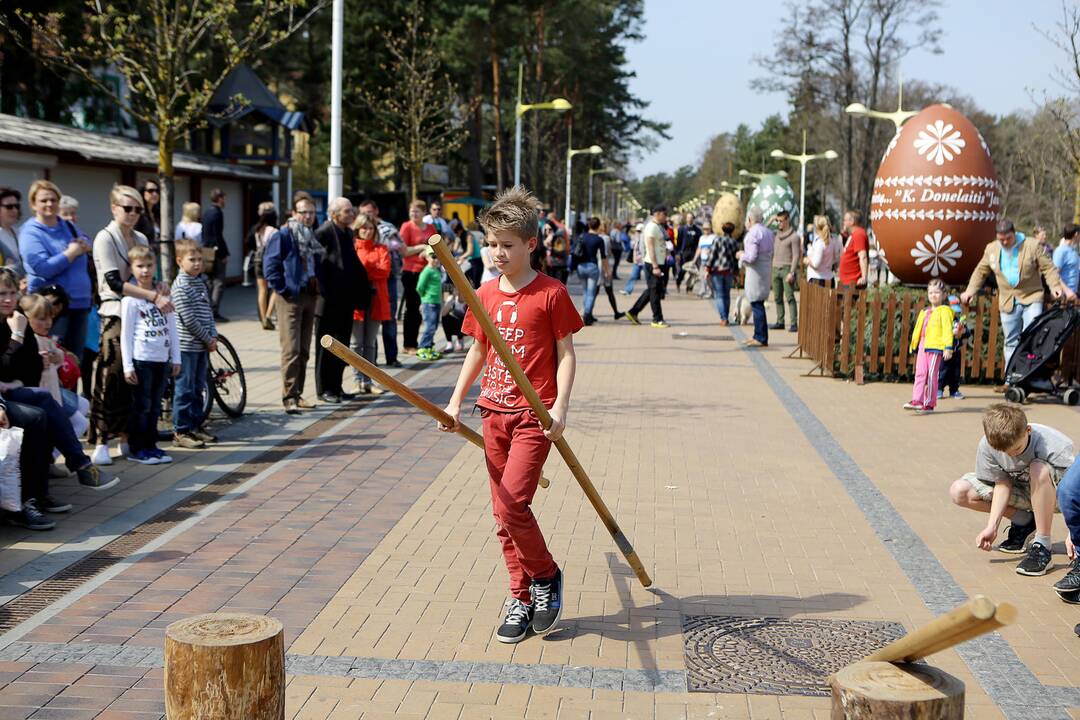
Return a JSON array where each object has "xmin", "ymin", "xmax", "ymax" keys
[
  {"xmin": 514, "ymin": 64, "xmax": 571, "ymax": 186},
  {"xmin": 589, "ymin": 168, "xmax": 614, "ymax": 215},
  {"xmin": 844, "ymin": 76, "xmax": 918, "ymax": 130},
  {"xmin": 738, "ymin": 168, "xmax": 788, "ymax": 181},
  {"xmin": 565, "ymin": 143, "xmax": 602, "ymax": 228},
  {"xmin": 769, "ymin": 130, "xmax": 838, "ymax": 231}
]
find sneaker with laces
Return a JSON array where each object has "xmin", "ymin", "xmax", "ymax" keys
[
  {"xmin": 625, "ymin": 311, "xmax": 640, "ymax": 325},
  {"xmin": 5, "ymin": 500, "xmax": 55, "ymax": 531},
  {"xmin": 650, "ymin": 321, "xmax": 670, "ymax": 329},
  {"xmin": 1016, "ymin": 541, "xmax": 1052, "ymax": 576},
  {"xmin": 149, "ymin": 448, "xmax": 173, "ymax": 464},
  {"xmin": 40, "ymin": 495, "xmax": 72, "ymax": 513},
  {"xmin": 998, "ymin": 518, "xmax": 1036, "ymax": 554},
  {"xmin": 77, "ymin": 465, "xmax": 118, "ymax": 491},
  {"xmin": 496, "ymin": 598, "xmax": 534, "ymax": 644},
  {"xmin": 128, "ymin": 449, "xmax": 162, "ymax": 465},
  {"xmin": 1054, "ymin": 556, "xmax": 1080, "ymax": 595},
  {"xmin": 902, "ymin": 402, "xmax": 922, "ymax": 410},
  {"xmin": 174, "ymin": 431, "xmax": 206, "ymax": 449},
  {"xmin": 530, "ymin": 567, "xmax": 563, "ymax": 634},
  {"xmin": 191, "ymin": 427, "xmax": 218, "ymax": 444},
  {"xmin": 91, "ymin": 443, "xmax": 113, "ymax": 466}
]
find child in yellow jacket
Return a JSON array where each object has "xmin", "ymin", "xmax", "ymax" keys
[{"xmin": 904, "ymin": 278, "xmax": 954, "ymax": 413}]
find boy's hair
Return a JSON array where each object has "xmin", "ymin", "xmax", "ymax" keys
[
  {"xmin": 128, "ymin": 245, "xmax": 155, "ymax": 265},
  {"xmin": 18, "ymin": 293, "xmax": 53, "ymax": 321},
  {"xmin": 1064, "ymin": 223, "xmax": 1078, "ymax": 240},
  {"xmin": 38, "ymin": 283, "xmax": 69, "ymax": 314},
  {"xmin": 175, "ymin": 238, "xmax": 201, "ymax": 258},
  {"xmin": 982, "ymin": 403, "xmax": 1028, "ymax": 451},
  {"xmin": 479, "ymin": 185, "xmax": 539, "ymax": 241},
  {"xmin": 587, "ymin": 216, "xmax": 601, "ymax": 231}
]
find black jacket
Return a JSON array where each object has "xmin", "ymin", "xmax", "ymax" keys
[
  {"xmin": 314, "ymin": 220, "xmax": 371, "ymax": 314},
  {"xmin": 0, "ymin": 324, "xmax": 43, "ymax": 389},
  {"xmin": 202, "ymin": 204, "xmax": 228, "ymax": 259}
]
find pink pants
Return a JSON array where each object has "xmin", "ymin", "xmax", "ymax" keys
[
  {"xmin": 911, "ymin": 349, "xmax": 942, "ymax": 409},
  {"xmin": 482, "ymin": 408, "xmax": 558, "ymax": 602}
]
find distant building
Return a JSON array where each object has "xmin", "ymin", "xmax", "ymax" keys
[{"xmin": 0, "ymin": 65, "xmax": 309, "ymax": 280}]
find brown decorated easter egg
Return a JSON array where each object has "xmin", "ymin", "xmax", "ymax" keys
[
  {"xmin": 711, "ymin": 192, "xmax": 744, "ymax": 240},
  {"xmin": 870, "ymin": 104, "xmax": 1000, "ymax": 285}
]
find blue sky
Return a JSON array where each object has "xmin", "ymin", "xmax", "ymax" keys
[{"xmin": 626, "ymin": 0, "xmax": 1066, "ymax": 178}]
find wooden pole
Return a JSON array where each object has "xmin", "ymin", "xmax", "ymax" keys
[
  {"xmin": 864, "ymin": 595, "xmax": 996, "ymax": 664},
  {"xmin": 428, "ymin": 235, "xmax": 652, "ymax": 587},
  {"xmin": 165, "ymin": 613, "xmax": 284, "ymax": 720},
  {"xmin": 906, "ymin": 602, "xmax": 1017, "ymax": 660},
  {"xmin": 830, "ymin": 661, "xmax": 964, "ymax": 720},
  {"xmin": 319, "ymin": 335, "xmax": 548, "ymax": 488}
]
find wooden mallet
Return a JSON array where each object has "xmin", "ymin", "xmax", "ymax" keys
[
  {"xmin": 830, "ymin": 595, "xmax": 1018, "ymax": 719},
  {"xmin": 318, "ymin": 335, "xmax": 547, "ymax": 488},
  {"xmin": 427, "ymin": 235, "xmax": 652, "ymax": 588}
]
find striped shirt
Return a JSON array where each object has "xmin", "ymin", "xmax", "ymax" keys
[{"xmin": 171, "ymin": 271, "xmax": 217, "ymax": 352}]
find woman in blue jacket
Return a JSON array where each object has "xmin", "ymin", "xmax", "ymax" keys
[{"xmin": 17, "ymin": 180, "xmax": 92, "ymax": 362}]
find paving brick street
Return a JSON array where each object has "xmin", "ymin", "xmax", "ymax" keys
[{"xmin": 0, "ymin": 285, "xmax": 1078, "ymax": 719}]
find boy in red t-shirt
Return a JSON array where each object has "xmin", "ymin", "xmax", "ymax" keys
[{"xmin": 440, "ymin": 186, "xmax": 583, "ymax": 644}]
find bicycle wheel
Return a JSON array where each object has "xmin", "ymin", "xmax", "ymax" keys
[{"xmin": 209, "ymin": 334, "xmax": 247, "ymax": 417}]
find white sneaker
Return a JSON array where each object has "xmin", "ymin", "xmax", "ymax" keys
[
  {"xmin": 91, "ymin": 444, "xmax": 113, "ymax": 466},
  {"xmin": 444, "ymin": 343, "xmax": 454, "ymax": 353}
]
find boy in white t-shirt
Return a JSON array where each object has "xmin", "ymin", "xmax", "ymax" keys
[{"xmin": 120, "ymin": 246, "xmax": 180, "ymax": 465}]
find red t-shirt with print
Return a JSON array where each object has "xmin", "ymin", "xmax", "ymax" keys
[
  {"xmin": 400, "ymin": 221, "xmax": 437, "ymax": 273},
  {"xmin": 462, "ymin": 272, "xmax": 583, "ymax": 412},
  {"xmin": 838, "ymin": 225, "xmax": 869, "ymax": 285}
]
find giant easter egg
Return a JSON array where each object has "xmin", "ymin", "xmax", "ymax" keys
[
  {"xmin": 747, "ymin": 174, "xmax": 798, "ymax": 230},
  {"xmin": 870, "ymin": 104, "xmax": 999, "ymax": 285},
  {"xmin": 711, "ymin": 192, "xmax": 745, "ymax": 240}
]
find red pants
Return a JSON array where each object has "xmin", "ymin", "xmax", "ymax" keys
[{"xmin": 482, "ymin": 408, "xmax": 558, "ymax": 601}]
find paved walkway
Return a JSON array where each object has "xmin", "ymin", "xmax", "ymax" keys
[{"xmin": 0, "ymin": 282, "xmax": 1077, "ymax": 719}]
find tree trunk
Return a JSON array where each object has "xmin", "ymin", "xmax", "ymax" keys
[
  {"xmin": 528, "ymin": 6, "xmax": 546, "ymax": 193},
  {"xmin": 830, "ymin": 662, "xmax": 964, "ymax": 720},
  {"xmin": 490, "ymin": 25, "xmax": 504, "ymax": 192},
  {"xmin": 165, "ymin": 613, "xmax": 285, "ymax": 720},
  {"xmin": 158, "ymin": 132, "xmax": 176, "ymax": 283}
]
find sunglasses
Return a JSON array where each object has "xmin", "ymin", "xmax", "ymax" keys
[
  {"xmin": 145, "ymin": 188, "xmax": 160, "ymax": 194},
  {"xmin": 117, "ymin": 205, "xmax": 143, "ymax": 215},
  {"xmin": 0, "ymin": 204, "xmax": 18, "ymax": 210}
]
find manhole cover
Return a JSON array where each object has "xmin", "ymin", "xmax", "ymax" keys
[{"xmin": 682, "ymin": 615, "xmax": 905, "ymax": 695}]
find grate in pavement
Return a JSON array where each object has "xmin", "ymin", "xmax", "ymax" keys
[
  {"xmin": 681, "ymin": 615, "xmax": 906, "ymax": 696},
  {"xmin": 0, "ymin": 402, "xmax": 365, "ymax": 635}
]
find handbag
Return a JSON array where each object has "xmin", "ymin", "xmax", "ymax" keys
[{"xmin": 201, "ymin": 245, "xmax": 217, "ymax": 273}]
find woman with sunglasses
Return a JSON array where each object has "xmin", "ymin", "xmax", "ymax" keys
[
  {"xmin": 90, "ymin": 185, "xmax": 172, "ymax": 466},
  {"xmin": 17, "ymin": 180, "xmax": 93, "ymax": 363},
  {"xmin": 0, "ymin": 187, "xmax": 24, "ymax": 279}
]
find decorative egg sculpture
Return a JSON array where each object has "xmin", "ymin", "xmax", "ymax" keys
[
  {"xmin": 870, "ymin": 104, "xmax": 999, "ymax": 285},
  {"xmin": 711, "ymin": 192, "xmax": 745, "ymax": 239},
  {"xmin": 747, "ymin": 174, "xmax": 798, "ymax": 230}
]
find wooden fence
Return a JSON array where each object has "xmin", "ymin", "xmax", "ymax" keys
[{"xmin": 793, "ymin": 280, "xmax": 1080, "ymax": 384}]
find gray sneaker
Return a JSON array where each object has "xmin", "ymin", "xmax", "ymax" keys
[
  {"xmin": 1016, "ymin": 542, "xmax": 1052, "ymax": 576},
  {"xmin": 76, "ymin": 465, "xmax": 118, "ymax": 491}
]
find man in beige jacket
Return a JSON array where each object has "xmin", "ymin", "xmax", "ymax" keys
[{"xmin": 961, "ymin": 219, "xmax": 1076, "ymax": 375}]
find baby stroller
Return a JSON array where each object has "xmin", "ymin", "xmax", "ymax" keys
[{"xmin": 1003, "ymin": 305, "xmax": 1080, "ymax": 405}]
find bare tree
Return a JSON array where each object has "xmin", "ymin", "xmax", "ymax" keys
[
  {"xmin": 6, "ymin": 0, "xmax": 322, "ymax": 279},
  {"xmin": 1037, "ymin": 0, "xmax": 1080, "ymax": 221},
  {"xmin": 356, "ymin": 0, "xmax": 474, "ymax": 199}
]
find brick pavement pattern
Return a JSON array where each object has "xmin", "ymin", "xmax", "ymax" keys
[{"xmin": 0, "ymin": 287, "xmax": 1077, "ymax": 718}]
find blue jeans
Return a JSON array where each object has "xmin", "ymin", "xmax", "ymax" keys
[
  {"xmin": 52, "ymin": 307, "xmax": 90, "ymax": 364},
  {"xmin": 1000, "ymin": 301, "xmax": 1043, "ymax": 367},
  {"xmin": 4, "ymin": 386, "xmax": 89, "ymax": 471},
  {"xmin": 623, "ymin": 263, "xmax": 642, "ymax": 294},
  {"xmin": 382, "ymin": 277, "xmax": 399, "ymax": 364},
  {"xmin": 577, "ymin": 263, "xmax": 601, "ymax": 317},
  {"xmin": 1058, "ymin": 460, "xmax": 1080, "ymax": 547},
  {"xmin": 420, "ymin": 303, "xmax": 440, "ymax": 349},
  {"xmin": 173, "ymin": 350, "xmax": 208, "ymax": 433},
  {"xmin": 129, "ymin": 360, "xmax": 168, "ymax": 453},
  {"xmin": 751, "ymin": 300, "xmax": 768, "ymax": 344},
  {"xmin": 709, "ymin": 272, "xmax": 733, "ymax": 321}
]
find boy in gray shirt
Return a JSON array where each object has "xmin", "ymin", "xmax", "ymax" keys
[{"xmin": 949, "ymin": 403, "xmax": 1074, "ymax": 577}]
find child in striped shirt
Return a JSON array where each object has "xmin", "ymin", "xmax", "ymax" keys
[{"xmin": 171, "ymin": 239, "xmax": 217, "ymax": 449}]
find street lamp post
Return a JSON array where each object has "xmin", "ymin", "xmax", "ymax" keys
[
  {"xmin": 327, "ymin": 0, "xmax": 344, "ymax": 197},
  {"xmin": 844, "ymin": 76, "xmax": 919, "ymax": 130},
  {"xmin": 769, "ymin": 130, "xmax": 838, "ymax": 232},
  {"xmin": 602, "ymin": 179, "xmax": 621, "ymax": 217},
  {"xmin": 565, "ymin": 140, "xmax": 603, "ymax": 231},
  {"xmin": 514, "ymin": 63, "xmax": 571, "ymax": 187},
  {"xmin": 589, "ymin": 168, "xmax": 614, "ymax": 215}
]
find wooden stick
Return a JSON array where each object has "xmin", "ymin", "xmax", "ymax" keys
[
  {"xmin": 428, "ymin": 235, "xmax": 652, "ymax": 588},
  {"xmin": 865, "ymin": 595, "xmax": 996, "ymax": 663},
  {"xmin": 909, "ymin": 602, "xmax": 1017, "ymax": 660},
  {"xmin": 319, "ymin": 335, "xmax": 548, "ymax": 488}
]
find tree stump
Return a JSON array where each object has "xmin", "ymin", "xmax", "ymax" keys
[
  {"xmin": 830, "ymin": 661, "xmax": 965, "ymax": 720},
  {"xmin": 165, "ymin": 613, "xmax": 284, "ymax": 720}
]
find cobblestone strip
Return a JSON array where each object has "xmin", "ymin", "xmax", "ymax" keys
[
  {"xmin": 0, "ymin": 641, "xmax": 689, "ymax": 693},
  {"xmin": 733, "ymin": 328, "xmax": 1071, "ymax": 720}
]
